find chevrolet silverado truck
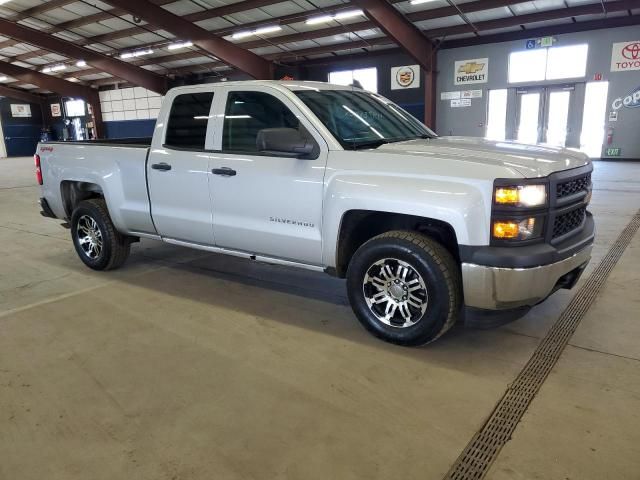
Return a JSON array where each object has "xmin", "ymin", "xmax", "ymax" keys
[{"xmin": 36, "ymin": 81, "xmax": 594, "ymax": 346}]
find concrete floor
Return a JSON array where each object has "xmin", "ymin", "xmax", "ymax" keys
[{"xmin": 1, "ymin": 156, "xmax": 639, "ymax": 479}]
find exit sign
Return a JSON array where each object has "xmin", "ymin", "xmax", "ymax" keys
[{"xmin": 606, "ymin": 148, "xmax": 621, "ymax": 157}]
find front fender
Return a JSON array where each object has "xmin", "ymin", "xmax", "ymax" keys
[{"xmin": 321, "ymin": 172, "xmax": 491, "ymax": 268}]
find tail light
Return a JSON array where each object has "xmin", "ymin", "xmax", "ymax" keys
[{"xmin": 34, "ymin": 154, "xmax": 43, "ymax": 185}]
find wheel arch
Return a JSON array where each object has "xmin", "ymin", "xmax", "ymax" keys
[
  {"xmin": 61, "ymin": 180, "xmax": 104, "ymax": 218},
  {"xmin": 332, "ymin": 210, "xmax": 460, "ymax": 278}
]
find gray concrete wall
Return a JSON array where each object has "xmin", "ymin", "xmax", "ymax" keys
[{"xmin": 436, "ymin": 25, "xmax": 640, "ymax": 159}]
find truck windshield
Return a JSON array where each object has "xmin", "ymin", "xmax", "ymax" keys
[{"xmin": 294, "ymin": 89, "xmax": 436, "ymax": 150}]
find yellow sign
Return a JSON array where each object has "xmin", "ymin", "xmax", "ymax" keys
[{"xmin": 458, "ymin": 62, "xmax": 485, "ymax": 75}]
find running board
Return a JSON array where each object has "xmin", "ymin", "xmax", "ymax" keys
[{"xmin": 162, "ymin": 238, "xmax": 325, "ymax": 272}]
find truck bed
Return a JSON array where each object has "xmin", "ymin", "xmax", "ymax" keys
[{"xmin": 43, "ymin": 138, "xmax": 152, "ymax": 148}]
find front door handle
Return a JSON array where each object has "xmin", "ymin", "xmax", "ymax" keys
[
  {"xmin": 151, "ymin": 162, "xmax": 172, "ymax": 171},
  {"xmin": 212, "ymin": 167, "xmax": 237, "ymax": 177}
]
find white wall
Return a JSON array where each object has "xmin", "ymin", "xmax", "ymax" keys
[
  {"xmin": 0, "ymin": 112, "xmax": 7, "ymax": 158},
  {"xmin": 99, "ymin": 87, "xmax": 163, "ymax": 122}
]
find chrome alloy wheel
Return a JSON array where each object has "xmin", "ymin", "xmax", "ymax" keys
[
  {"xmin": 76, "ymin": 214, "xmax": 103, "ymax": 259},
  {"xmin": 362, "ymin": 258, "xmax": 429, "ymax": 328}
]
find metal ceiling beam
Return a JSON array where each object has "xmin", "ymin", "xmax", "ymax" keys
[
  {"xmin": 425, "ymin": 0, "xmax": 637, "ymax": 38},
  {"xmin": 0, "ymin": 62, "xmax": 94, "ymax": 99},
  {"xmin": 4, "ymin": 0, "xmax": 535, "ymax": 68},
  {"xmin": 0, "ymin": 84, "xmax": 43, "ymax": 104},
  {"xmin": 0, "ymin": 18, "xmax": 167, "ymax": 94},
  {"xmin": 350, "ymin": 0, "xmax": 433, "ymax": 71},
  {"xmin": 167, "ymin": 6, "xmax": 640, "ymax": 76},
  {"xmin": 103, "ymin": 0, "xmax": 273, "ymax": 79},
  {"xmin": 4, "ymin": 0, "xmax": 77, "ymax": 22},
  {"xmin": 76, "ymin": 0, "xmax": 537, "ymax": 71},
  {"xmin": 0, "ymin": 0, "xmax": 175, "ymax": 53},
  {"xmin": 81, "ymin": 0, "xmax": 292, "ymax": 47},
  {"xmin": 441, "ymin": 13, "xmax": 640, "ymax": 49}
]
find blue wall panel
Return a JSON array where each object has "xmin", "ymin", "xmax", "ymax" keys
[
  {"xmin": 1, "ymin": 98, "xmax": 44, "ymax": 157},
  {"xmin": 103, "ymin": 120, "xmax": 155, "ymax": 139}
]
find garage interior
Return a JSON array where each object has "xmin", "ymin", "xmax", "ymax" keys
[{"xmin": 1, "ymin": 0, "xmax": 640, "ymax": 479}]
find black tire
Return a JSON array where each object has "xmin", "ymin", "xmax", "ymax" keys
[
  {"xmin": 346, "ymin": 230, "xmax": 461, "ymax": 346},
  {"xmin": 70, "ymin": 198, "xmax": 131, "ymax": 271}
]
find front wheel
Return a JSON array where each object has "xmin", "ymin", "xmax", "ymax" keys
[
  {"xmin": 70, "ymin": 199, "xmax": 131, "ymax": 271},
  {"xmin": 346, "ymin": 231, "xmax": 462, "ymax": 346}
]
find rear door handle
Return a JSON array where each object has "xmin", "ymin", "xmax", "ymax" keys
[
  {"xmin": 151, "ymin": 163, "xmax": 172, "ymax": 171},
  {"xmin": 212, "ymin": 167, "xmax": 237, "ymax": 177}
]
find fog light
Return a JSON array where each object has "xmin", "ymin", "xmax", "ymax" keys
[{"xmin": 493, "ymin": 218, "xmax": 540, "ymax": 241}]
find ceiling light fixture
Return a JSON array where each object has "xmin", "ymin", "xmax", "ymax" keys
[
  {"xmin": 42, "ymin": 64, "xmax": 67, "ymax": 73},
  {"xmin": 409, "ymin": 0, "xmax": 438, "ymax": 4},
  {"xmin": 254, "ymin": 25, "xmax": 282, "ymax": 35},
  {"xmin": 76, "ymin": 60, "xmax": 87, "ymax": 67},
  {"xmin": 0, "ymin": 76, "xmax": 7, "ymax": 82},
  {"xmin": 232, "ymin": 25, "xmax": 282, "ymax": 40},
  {"xmin": 305, "ymin": 9, "xmax": 363, "ymax": 25},
  {"xmin": 167, "ymin": 41, "xmax": 193, "ymax": 50},
  {"xmin": 120, "ymin": 49, "xmax": 154, "ymax": 59}
]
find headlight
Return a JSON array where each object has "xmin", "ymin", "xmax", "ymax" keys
[
  {"xmin": 494, "ymin": 184, "xmax": 547, "ymax": 208},
  {"xmin": 492, "ymin": 218, "xmax": 543, "ymax": 241}
]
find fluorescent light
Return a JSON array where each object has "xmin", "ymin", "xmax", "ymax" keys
[
  {"xmin": 42, "ymin": 64, "xmax": 67, "ymax": 73},
  {"xmin": 305, "ymin": 9, "xmax": 363, "ymax": 25},
  {"xmin": 306, "ymin": 15, "xmax": 334, "ymax": 25},
  {"xmin": 76, "ymin": 60, "xmax": 87, "ymax": 67},
  {"xmin": 232, "ymin": 30, "xmax": 253, "ymax": 40},
  {"xmin": 0, "ymin": 76, "xmax": 7, "ymax": 82},
  {"xmin": 225, "ymin": 115, "xmax": 252, "ymax": 119},
  {"xmin": 334, "ymin": 9, "xmax": 364, "ymax": 20},
  {"xmin": 0, "ymin": 0, "xmax": 12, "ymax": 5},
  {"xmin": 254, "ymin": 25, "xmax": 282, "ymax": 35},
  {"xmin": 168, "ymin": 41, "xmax": 193, "ymax": 50},
  {"xmin": 120, "ymin": 49, "xmax": 154, "ymax": 59},
  {"xmin": 67, "ymin": 77, "xmax": 79, "ymax": 82},
  {"xmin": 232, "ymin": 25, "xmax": 282, "ymax": 39},
  {"xmin": 410, "ymin": 0, "xmax": 437, "ymax": 4}
]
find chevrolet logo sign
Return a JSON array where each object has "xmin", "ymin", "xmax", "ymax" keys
[{"xmin": 458, "ymin": 62, "xmax": 485, "ymax": 75}]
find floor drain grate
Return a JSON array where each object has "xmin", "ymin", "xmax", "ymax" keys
[{"xmin": 444, "ymin": 210, "xmax": 640, "ymax": 480}]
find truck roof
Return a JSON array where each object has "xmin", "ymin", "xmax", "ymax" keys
[{"xmin": 168, "ymin": 80, "xmax": 358, "ymax": 94}]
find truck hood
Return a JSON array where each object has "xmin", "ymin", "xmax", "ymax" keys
[{"xmin": 374, "ymin": 136, "xmax": 590, "ymax": 178}]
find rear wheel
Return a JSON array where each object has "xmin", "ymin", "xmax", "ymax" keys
[
  {"xmin": 70, "ymin": 199, "xmax": 131, "ymax": 270},
  {"xmin": 346, "ymin": 230, "xmax": 461, "ymax": 346}
]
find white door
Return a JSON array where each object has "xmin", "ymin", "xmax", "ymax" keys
[
  {"xmin": 208, "ymin": 87, "xmax": 327, "ymax": 265},
  {"xmin": 147, "ymin": 90, "xmax": 216, "ymax": 245}
]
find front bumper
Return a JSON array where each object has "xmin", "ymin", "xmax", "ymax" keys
[{"xmin": 462, "ymin": 243, "xmax": 592, "ymax": 310}]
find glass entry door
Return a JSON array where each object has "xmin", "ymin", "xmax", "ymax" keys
[{"xmin": 515, "ymin": 86, "xmax": 574, "ymax": 146}]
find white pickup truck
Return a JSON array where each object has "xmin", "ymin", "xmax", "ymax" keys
[{"xmin": 36, "ymin": 80, "xmax": 594, "ymax": 346}]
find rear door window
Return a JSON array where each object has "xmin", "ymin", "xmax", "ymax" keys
[{"xmin": 165, "ymin": 92, "xmax": 214, "ymax": 150}]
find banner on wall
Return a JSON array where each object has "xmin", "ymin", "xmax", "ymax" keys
[
  {"xmin": 611, "ymin": 85, "xmax": 640, "ymax": 110},
  {"xmin": 454, "ymin": 58, "xmax": 488, "ymax": 85},
  {"xmin": 391, "ymin": 65, "xmax": 420, "ymax": 90},
  {"xmin": 610, "ymin": 41, "xmax": 640, "ymax": 72},
  {"xmin": 10, "ymin": 104, "xmax": 31, "ymax": 118},
  {"xmin": 50, "ymin": 103, "xmax": 62, "ymax": 117}
]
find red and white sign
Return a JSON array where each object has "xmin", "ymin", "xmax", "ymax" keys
[
  {"xmin": 611, "ymin": 41, "xmax": 640, "ymax": 72},
  {"xmin": 50, "ymin": 103, "xmax": 61, "ymax": 117}
]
